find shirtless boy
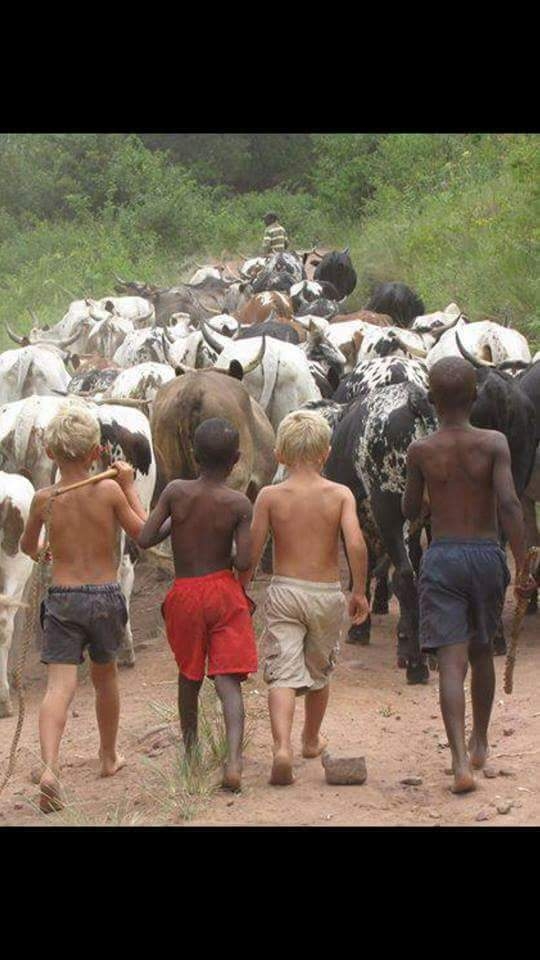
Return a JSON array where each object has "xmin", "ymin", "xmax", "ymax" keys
[
  {"xmin": 402, "ymin": 357, "xmax": 535, "ymax": 794},
  {"xmin": 242, "ymin": 410, "xmax": 369, "ymax": 786},
  {"xmin": 20, "ymin": 403, "xmax": 147, "ymax": 813},
  {"xmin": 137, "ymin": 418, "xmax": 257, "ymax": 792}
]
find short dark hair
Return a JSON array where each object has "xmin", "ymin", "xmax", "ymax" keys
[
  {"xmin": 429, "ymin": 357, "xmax": 477, "ymax": 411},
  {"xmin": 193, "ymin": 417, "xmax": 240, "ymax": 471},
  {"xmin": 263, "ymin": 212, "xmax": 278, "ymax": 225}
]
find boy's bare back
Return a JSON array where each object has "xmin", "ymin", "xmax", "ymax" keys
[
  {"xmin": 145, "ymin": 478, "xmax": 253, "ymax": 578},
  {"xmin": 262, "ymin": 474, "xmax": 350, "ymax": 582},
  {"xmin": 32, "ymin": 477, "xmax": 141, "ymax": 587},
  {"xmin": 408, "ymin": 425, "xmax": 511, "ymax": 540}
]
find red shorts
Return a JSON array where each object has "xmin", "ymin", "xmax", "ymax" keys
[{"xmin": 163, "ymin": 570, "xmax": 258, "ymax": 682}]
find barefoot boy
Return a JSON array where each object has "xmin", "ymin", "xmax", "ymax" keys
[
  {"xmin": 137, "ymin": 418, "xmax": 257, "ymax": 792},
  {"xmin": 20, "ymin": 404, "xmax": 147, "ymax": 812},
  {"xmin": 241, "ymin": 410, "xmax": 369, "ymax": 786},
  {"xmin": 402, "ymin": 357, "xmax": 535, "ymax": 795}
]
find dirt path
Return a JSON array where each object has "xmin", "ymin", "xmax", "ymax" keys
[{"xmin": 0, "ymin": 561, "xmax": 538, "ymax": 828}]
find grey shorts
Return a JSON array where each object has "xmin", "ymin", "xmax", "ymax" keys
[
  {"xmin": 40, "ymin": 583, "xmax": 128, "ymax": 666},
  {"xmin": 262, "ymin": 576, "xmax": 346, "ymax": 694},
  {"xmin": 419, "ymin": 539, "xmax": 511, "ymax": 652}
]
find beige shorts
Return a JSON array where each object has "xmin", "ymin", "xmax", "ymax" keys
[{"xmin": 262, "ymin": 576, "xmax": 347, "ymax": 695}]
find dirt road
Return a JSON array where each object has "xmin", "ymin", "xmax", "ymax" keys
[{"xmin": 0, "ymin": 561, "xmax": 538, "ymax": 828}]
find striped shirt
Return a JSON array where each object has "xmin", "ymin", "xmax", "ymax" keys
[{"xmin": 263, "ymin": 222, "xmax": 288, "ymax": 253}]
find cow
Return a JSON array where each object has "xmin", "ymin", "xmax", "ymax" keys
[
  {"xmin": 201, "ymin": 323, "xmax": 322, "ymax": 430},
  {"xmin": 0, "ymin": 471, "xmax": 34, "ymax": 717},
  {"xmin": 249, "ymin": 252, "xmax": 306, "ymax": 294},
  {"xmin": 84, "ymin": 314, "xmax": 134, "ymax": 359},
  {"xmin": 188, "ymin": 265, "xmax": 222, "ymax": 285},
  {"xmin": 113, "ymin": 327, "xmax": 172, "ymax": 367},
  {"xmin": 0, "ymin": 344, "xmax": 72, "ymax": 403},
  {"xmin": 235, "ymin": 319, "xmax": 301, "ymax": 346},
  {"xmin": 90, "ymin": 297, "xmax": 155, "ymax": 327},
  {"xmin": 512, "ymin": 359, "xmax": 540, "ymax": 615},
  {"xmin": 114, "ymin": 275, "xmax": 252, "ymax": 327},
  {"xmin": 102, "ymin": 362, "xmax": 175, "ymax": 410},
  {"xmin": 6, "ymin": 299, "xmax": 122, "ymax": 355},
  {"xmin": 235, "ymin": 291, "xmax": 293, "ymax": 327},
  {"xmin": 0, "ymin": 395, "xmax": 156, "ymax": 666},
  {"xmin": 325, "ymin": 382, "xmax": 437, "ymax": 684},
  {"xmin": 151, "ymin": 369, "xmax": 276, "ymax": 503},
  {"xmin": 67, "ymin": 357, "xmax": 121, "ymax": 398},
  {"xmin": 366, "ymin": 282, "xmax": 425, "ymax": 329},
  {"xmin": 289, "ymin": 280, "xmax": 341, "ymax": 312},
  {"xmin": 334, "ymin": 355, "xmax": 429, "ymax": 404},
  {"xmin": 312, "ymin": 248, "xmax": 357, "ymax": 300},
  {"xmin": 427, "ymin": 319, "xmax": 531, "ymax": 369},
  {"xmin": 302, "ymin": 320, "xmax": 347, "ymax": 397}
]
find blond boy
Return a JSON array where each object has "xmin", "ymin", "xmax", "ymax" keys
[
  {"xmin": 21, "ymin": 404, "xmax": 147, "ymax": 812},
  {"xmin": 241, "ymin": 411, "xmax": 369, "ymax": 786}
]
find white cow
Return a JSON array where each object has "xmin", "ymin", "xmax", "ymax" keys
[
  {"xmin": 0, "ymin": 472, "xmax": 34, "ymax": 717},
  {"xmin": 93, "ymin": 296, "xmax": 155, "ymax": 327},
  {"xmin": 426, "ymin": 319, "xmax": 532, "ymax": 369},
  {"xmin": 209, "ymin": 331, "xmax": 321, "ymax": 429},
  {"xmin": 0, "ymin": 345, "xmax": 71, "ymax": 403},
  {"xmin": 113, "ymin": 327, "xmax": 170, "ymax": 367},
  {"xmin": 103, "ymin": 362, "xmax": 175, "ymax": 409},
  {"xmin": 85, "ymin": 315, "xmax": 134, "ymax": 359},
  {"xmin": 0, "ymin": 396, "xmax": 156, "ymax": 665}
]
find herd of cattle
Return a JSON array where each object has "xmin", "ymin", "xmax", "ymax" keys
[{"xmin": 0, "ymin": 247, "xmax": 538, "ymax": 713}]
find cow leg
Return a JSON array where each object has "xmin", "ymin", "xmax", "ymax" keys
[
  {"xmin": 372, "ymin": 572, "xmax": 390, "ymax": 615},
  {"xmin": 343, "ymin": 536, "xmax": 373, "ymax": 645},
  {"xmin": 117, "ymin": 552, "xmax": 136, "ymax": 668},
  {"xmin": 0, "ymin": 607, "xmax": 15, "ymax": 717},
  {"xmin": 522, "ymin": 494, "xmax": 539, "ymax": 616},
  {"xmin": 373, "ymin": 496, "xmax": 428, "ymax": 685}
]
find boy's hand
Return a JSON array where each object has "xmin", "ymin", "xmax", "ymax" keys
[
  {"xmin": 349, "ymin": 592, "xmax": 370, "ymax": 625},
  {"xmin": 113, "ymin": 461, "xmax": 135, "ymax": 490}
]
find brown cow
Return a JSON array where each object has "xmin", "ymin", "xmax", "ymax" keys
[
  {"xmin": 234, "ymin": 291, "xmax": 293, "ymax": 326},
  {"xmin": 151, "ymin": 369, "xmax": 276, "ymax": 503}
]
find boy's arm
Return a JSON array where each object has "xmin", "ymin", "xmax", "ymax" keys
[
  {"xmin": 238, "ymin": 486, "xmax": 272, "ymax": 586},
  {"xmin": 114, "ymin": 461, "xmax": 147, "ymax": 523},
  {"xmin": 340, "ymin": 488, "xmax": 370, "ymax": 624},
  {"xmin": 137, "ymin": 486, "xmax": 172, "ymax": 549},
  {"xmin": 492, "ymin": 434, "xmax": 529, "ymax": 581},
  {"xmin": 402, "ymin": 443, "xmax": 425, "ymax": 520},
  {"xmin": 20, "ymin": 491, "xmax": 46, "ymax": 560},
  {"xmin": 233, "ymin": 496, "xmax": 253, "ymax": 574}
]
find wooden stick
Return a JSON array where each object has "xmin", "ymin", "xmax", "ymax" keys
[{"xmin": 52, "ymin": 467, "xmax": 119, "ymax": 497}]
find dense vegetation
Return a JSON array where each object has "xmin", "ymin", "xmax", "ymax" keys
[{"xmin": 0, "ymin": 132, "xmax": 537, "ymax": 351}]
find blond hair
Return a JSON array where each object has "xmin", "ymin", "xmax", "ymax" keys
[
  {"xmin": 275, "ymin": 410, "xmax": 331, "ymax": 467},
  {"xmin": 45, "ymin": 401, "xmax": 100, "ymax": 462}
]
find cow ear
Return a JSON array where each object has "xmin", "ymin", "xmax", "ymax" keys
[
  {"xmin": 228, "ymin": 360, "xmax": 244, "ymax": 381},
  {"xmin": 327, "ymin": 367, "xmax": 340, "ymax": 393}
]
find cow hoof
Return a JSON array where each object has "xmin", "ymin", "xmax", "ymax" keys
[
  {"xmin": 406, "ymin": 661, "xmax": 430, "ymax": 685},
  {"xmin": 118, "ymin": 649, "xmax": 136, "ymax": 668},
  {"xmin": 346, "ymin": 622, "xmax": 371, "ymax": 645},
  {"xmin": 493, "ymin": 640, "xmax": 507, "ymax": 657},
  {"xmin": 0, "ymin": 699, "xmax": 13, "ymax": 718},
  {"xmin": 371, "ymin": 599, "xmax": 389, "ymax": 615}
]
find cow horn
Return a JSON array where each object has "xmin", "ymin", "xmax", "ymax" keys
[
  {"xmin": 55, "ymin": 329, "xmax": 86, "ymax": 349},
  {"xmin": 27, "ymin": 306, "xmax": 44, "ymax": 329},
  {"xmin": 394, "ymin": 334, "xmax": 428, "ymax": 359},
  {"xmin": 200, "ymin": 320, "xmax": 226, "ymax": 354},
  {"xmin": 5, "ymin": 323, "xmax": 29, "ymax": 346},
  {"xmin": 242, "ymin": 335, "xmax": 267, "ymax": 375},
  {"xmin": 115, "ymin": 275, "xmax": 129, "ymax": 287},
  {"xmin": 224, "ymin": 264, "xmax": 243, "ymax": 281},
  {"xmin": 342, "ymin": 247, "xmax": 350, "ymax": 255},
  {"xmin": 416, "ymin": 313, "xmax": 463, "ymax": 340},
  {"xmin": 96, "ymin": 397, "xmax": 150, "ymax": 411},
  {"xmin": 237, "ymin": 252, "xmax": 251, "ymax": 261},
  {"xmin": 455, "ymin": 329, "xmax": 495, "ymax": 368},
  {"xmin": 201, "ymin": 301, "xmax": 222, "ymax": 315}
]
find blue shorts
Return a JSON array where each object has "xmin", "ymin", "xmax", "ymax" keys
[{"xmin": 419, "ymin": 539, "xmax": 511, "ymax": 652}]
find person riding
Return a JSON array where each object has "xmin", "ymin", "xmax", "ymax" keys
[{"xmin": 262, "ymin": 213, "xmax": 288, "ymax": 255}]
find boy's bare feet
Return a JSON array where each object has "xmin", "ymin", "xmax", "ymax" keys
[
  {"xmin": 451, "ymin": 763, "xmax": 476, "ymax": 794},
  {"xmin": 222, "ymin": 764, "xmax": 242, "ymax": 793},
  {"xmin": 99, "ymin": 751, "xmax": 126, "ymax": 778},
  {"xmin": 270, "ymin": 748, "xmax": 294, "ymax": 786},
  {"xmin": 468, "ymin": 734, "xmax": 489, "ymax": 769},
  {"xmin": 39, "ymin": 772, "xmax": 64, "ymax": 814},
  {"xmin": 302, "ymin": 736, "xmax": 328, "ymax": 758}
]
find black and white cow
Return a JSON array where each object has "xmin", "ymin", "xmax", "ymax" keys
[
  {"xmin": 334, "ymin": 355, "xmax": 429, "ymax": 404},
  {"xmin": 0, "ymin": 471, "xmax": 34, "ymax": 717},
  {"xmin": 0, "ymin": 395, "xmax": 156, "ymax": 666},
  {"xmin": 325, "ymin": 382, "xmax": 437, "ymax": 684}
]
